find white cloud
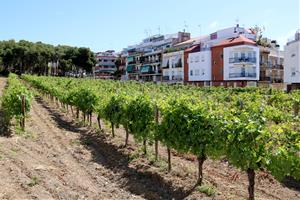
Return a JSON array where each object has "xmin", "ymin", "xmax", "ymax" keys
[{"xmin": 209, "ymin": 21, "xmax": 218, "ymax": 29}]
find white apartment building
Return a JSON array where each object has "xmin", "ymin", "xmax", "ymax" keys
[
  {"xmin": 197, "ymin": 25, "xmax": 256, "ymax": 49},
  {"xmin": 162, "ymin": 51, "xmax": 184, "ymax": 82},
  {"xmin": 284, "ymin": 30, "xmax": 300, "ymax": 84},
  {"xmin": 188, "ymin": 51, "xmax": 211, "ymax": 82},
  {"xmin": 223, "ymin": 45, "xmax": 260, "ymax": 81}
]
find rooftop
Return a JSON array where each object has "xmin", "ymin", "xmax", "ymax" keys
[{"xmin": 212, "ymin": 35, "xmax": 256, "ymax": 48}]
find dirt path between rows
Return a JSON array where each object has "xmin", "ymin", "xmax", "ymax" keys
[
  {"xmin": 0, "ymin": 79, "xmax": 299, "ymax": 200},
  {"xmin": 0, "ymin": 96, "xmax": 142, "ymax": 199}
]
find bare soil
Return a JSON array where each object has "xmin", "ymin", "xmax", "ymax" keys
[{"xmin": 0, "ymin": 77, "xmax": 299, "ymax": 200}]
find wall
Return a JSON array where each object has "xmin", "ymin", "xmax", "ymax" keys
[
  {"xmin": 284, "ymin": 41, "xmax": 300, "ymax": 84},
  {"xmin": 188, "ymin": 51, "xmax": 211, "ymax": 81},
  {"xmin": 162, "ymin": 51, "xmax": 184, "ymax": 81},
  {"xmin": 223, "ymin": 45, "xmax": 260, "ymax": 81},
  {"xmin": 211, "ymin": 46, "xmax": 224, "ymax": 81}
]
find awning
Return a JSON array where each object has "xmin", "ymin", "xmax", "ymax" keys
[
  {"xmin": 141, "ymin": 65, "xmax": 152, "ymax": 73},
  {"xmin": 126, "ymin": 65, "xmax": 135, "ymax": 73},
  {"xmin": 95, "ymin": 69, "xmax": 116, "ymax": 73},
  {"xmin": 127, "ymin": 56, "xmax": 134, "ymax": 63}
]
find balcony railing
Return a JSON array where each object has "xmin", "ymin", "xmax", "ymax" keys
[
  {"xmin": 229, "ymin": 57, "xmax": 257, "ymax": 64},
  {"xmin": 229, "ymin": 72, "xmax": 257, "ymax": 78},
  {"xmin": 163, "ymin": 76, "xmax": 170, "ymax": 81}
]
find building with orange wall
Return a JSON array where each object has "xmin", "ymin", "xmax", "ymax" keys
[{"xmin": 211, "ymin": 35, "xmax": 260, "ymax": 87}]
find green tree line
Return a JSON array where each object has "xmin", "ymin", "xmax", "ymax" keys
[{"xmin": 0, "ymin": 40, "xmax": 96, "ymax": 76}]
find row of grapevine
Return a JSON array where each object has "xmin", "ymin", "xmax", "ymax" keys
[
  {"xmin": 1, "ymin": 74, "xmax": 32, "ymax": 131},
  {"xmin": 22, "ymin": 75, "xmax": 300, "ymax": 200}
]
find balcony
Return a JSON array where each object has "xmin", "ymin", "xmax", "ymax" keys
[
  {"xmin": 140, "ymin": 65, "xmax": 155, "ymax": 74},
  {"xmin": 163, "ymin": 76, "xmax": 170, "ymax": 81},
  {"xmin": 172, "ymin": 75, "xmax": 183, "ymax": 81},
  {"xmin": 126, "ymin": 65, "xmax": 137, "ymax": 73},
  {"xmin": 229, "ymin": 72, "xmax": 257, "ymax": 78},
  {"xmin": 229, "ymin": 57, "xmax": 257, "ymax": 64}
]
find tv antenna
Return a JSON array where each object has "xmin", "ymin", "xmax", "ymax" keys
[
  {"xmin": 184, "ymin": 21, "xmax": 188, "ymax": 32},
  {"xmin": 198, "ymin": 24, "xmax": 202, "ymax": 35},
  {"xmin": 144, "ymin": 29, "xmax": 149, "ymax": 38},
  {"xmin": 235, "ymin": 18, "xmax": 240, "ymax": 26}
]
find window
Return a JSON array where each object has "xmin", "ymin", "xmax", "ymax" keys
[
  {"xmin": 190, "ymin": 70, "xmax": 193, "ymax": 76},
  {"xmin": 291, "ymin": 54, "xmax": 296, "ymax": 57},
  {"xmin": 241, "ymin": 53, "xmax": 245, "ymax": 59},
  {"xmin": 201, "ymin": 55, "xmax": 205, "ymax": 62},
  {"xmin": 195, "ymin": 69, "xmax": 200, "ymax": 76},
  {"xmin": 291, "ymin": 68, "xmax": 296, "ymax": 76},
  {"xmin": 248, "ymin": 52, "xmax": 252, "ymax": 58},
  {"xmin": 190, "ymin": 57, "xmax": 194, "ymax": 63},
  {"xmin": 195, "ymin": 56, "xmax": 199, "ymax": 63}
]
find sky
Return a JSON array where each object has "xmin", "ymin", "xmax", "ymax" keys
[{"xmin": 0, "ymin": 0, "xmax": 299, "ymax": 52}]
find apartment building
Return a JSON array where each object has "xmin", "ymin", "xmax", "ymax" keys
[
  {"xmin": 284, "ymin": 30, "xmax": 300, "ymax": 91},
  {"xmin": 211, "ymin": 35, "xmax": 260, "ymax": 87},
  {"xmin": 184, "ymin": 25, "xmax": 259, "ymax": 86},
  {"xmin": 124, "ymin": 32, "xmax": 191, "ymax": 82},
  {"xmin": 162, "ymin": 50, "xmax": 184, "ymax": 83},
  {"xmin": 95, "ymin": 50, "xmax": 117, "ymax": 79},
  {"xmin": 187, "ymin": 48, "xmax": 211, "ymax": 85},
  {"xmin": 259, "ymin": 44, "xmax": 284, "ymax": 83},
  {"xmin": 140, "ymin": 50, "xmax": 162, "ymax": 82}
]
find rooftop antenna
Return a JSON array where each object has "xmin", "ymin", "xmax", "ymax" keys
[
  {"xmin": 158, "ymin": 26, "xmax": 161, "ymax": 35},
  {"xmin": 234, "ymin": 18, "xmax": 240, "ymax": 35},
  {"xmin": 184, "ymin": 21, "xmax": 188, "ymax": 32},
  {"xmin": 198, "ymin": 24, "xmax": 202, "ymax": 36},
  {"xmin": 144, "ymin": 29, "xmax": 149, "ymax": 38},
  {"xmin": 148, "ymin": 28, "xmax": 152, "ymax": 37},
  {"xmin": 235, "ymin": 18, "xmax": 240, "ymax": 26}
]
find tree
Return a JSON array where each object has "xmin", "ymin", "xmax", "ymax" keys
[
  {"xmin": 74, "ymin": 47, "xmax": 96, "ymax": 73},
  {"xmin": 250, "ymin": 25, "xmax": 271, "ymax": 48},
  {"xmin": 0, "ymin": 39, "xmax": 96, "ymax": 76}
]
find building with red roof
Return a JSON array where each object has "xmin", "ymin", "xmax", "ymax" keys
[{"xmin": 211, "ymin": 35, "xmax": 260, "ymax": 87}]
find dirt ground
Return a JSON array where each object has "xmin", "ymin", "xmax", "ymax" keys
[{"xmin": 0, "ymin": 77, "xmax": 299, "ymax": 200}]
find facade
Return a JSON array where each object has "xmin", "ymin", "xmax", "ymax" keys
[
  {"xmin": 124, "ymin": 32, "xmax": 191, "ymax": 82},
  {"xmin": 95, "ymin": 50, "xmax": 117, "ymax": 79},
  {"xmin": 140, "ymin": 50, "xmax": 162, "ymax": 82},
  {"xmin": 121, "ymin": 25, "xmax": 289, "ymax": 89},
  {"xmin": 187, "ymin": 49, "xmax": 211, "ymax": 84},
  {"xmin": 125, "ymin": 51, "xmax": 143, "ymax": 81},
  {"xmin": 184, "ymin": 25, "xmax": 258, "ymax": 86},
  {"xmin": 195, "ymin": 25, "xmax": 256, "ymax": 50},
  {"xmin": 259, "ymin": 41, "xmax": 284, "ymax": 83},
  {"xmin": 211, "ymin": 35, "xmax": 260, "ymax": 87},
  {"xmin": 162, "ymin": 50, "xmax": 184, "ymax": 83},
  {"xmin": 223, "ymin": 45, "xmax": 259, "ymax": 81},
  {"xmin": 284, "ymin": 30, "xmax": 300, "ymax": 90}
]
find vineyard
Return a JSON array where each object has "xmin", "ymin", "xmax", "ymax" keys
[{"xmin": 0, "ymin": 74, "xmax": 300, "ymax": 199}]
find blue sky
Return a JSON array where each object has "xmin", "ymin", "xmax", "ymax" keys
[{"xmin": 0, "ymin": 0, "xmax": 299, "ymax": 52}]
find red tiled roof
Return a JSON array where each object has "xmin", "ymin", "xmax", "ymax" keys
[{"xmin": 212, "ymin": 35, "xmax": 256, "ymax": 48}]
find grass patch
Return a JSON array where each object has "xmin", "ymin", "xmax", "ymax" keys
[
  {"xmin": 10, "ymin": 147, "xmax": 20, "ymax": 156},
  {"xmin": 14, "ymin": 125, "xmax": 25, "ymax": 136},
  {"xmin": 128, "ymin": 147, "xmax": 169, "ymax": 172},
  {"xmin": 28, "ymin": 176, "xmax": 40, "ymax": 187},
  {"xmin": 197, "ymin": 185, "xmax": 217, "ymax": 197},
  {"xmin": 13, "ymin": 124, "xmax": 36, "ymax": 139},
  {"xmin": 70, "ymin": 139, "xmax": 81, "ymax": 146}
]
